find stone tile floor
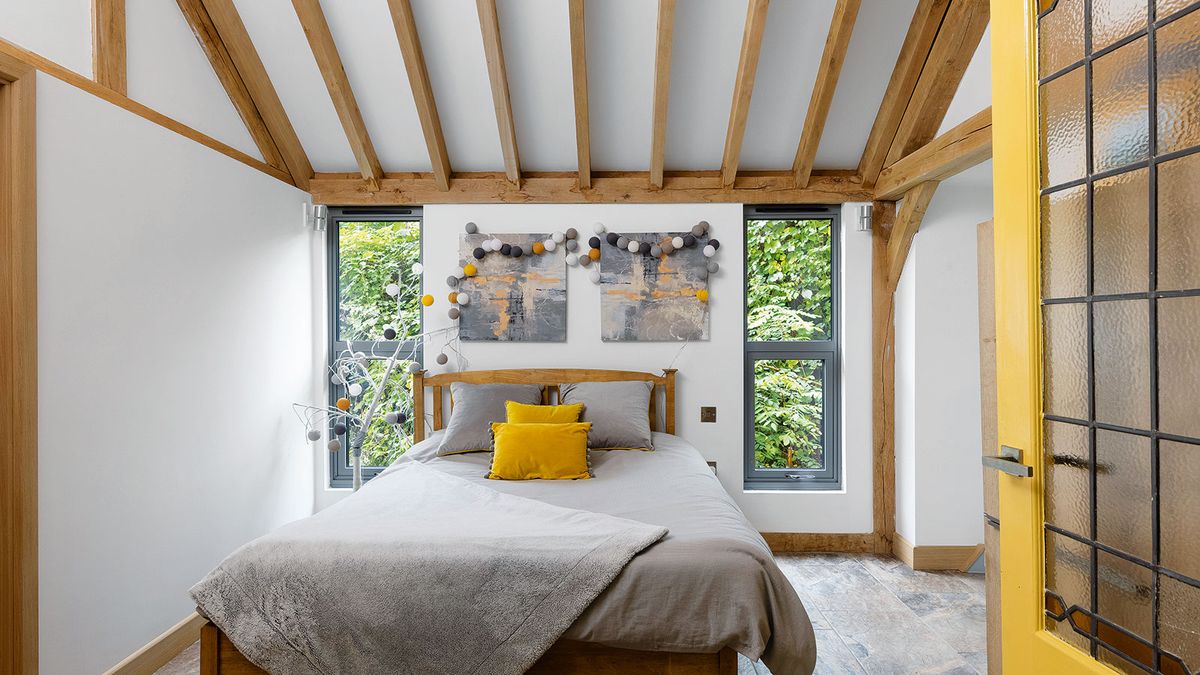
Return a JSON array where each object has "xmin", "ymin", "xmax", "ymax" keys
[{"xmin": 158, "ymin": 553, "xmax": 987, "ymax": 675}]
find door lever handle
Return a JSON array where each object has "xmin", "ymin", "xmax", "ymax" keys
[{"xmin": 982, "ymin": 445, "xmax": 1033, "ymax": 478}]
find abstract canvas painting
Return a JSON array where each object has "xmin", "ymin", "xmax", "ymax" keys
[
  {"xmin": 599, "ymin": 232, "xmax": 710, "ymax": 341},
  {"xmin": 458, "ymin": 233, "xmax": 567, "ymax": 342}
]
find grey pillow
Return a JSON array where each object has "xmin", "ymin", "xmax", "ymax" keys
[
  {"xmin": 437, "ymin": 383, "xmax": 543, "ymax": 456},
  {"xmin": 558, "ymin": 381, "xmax": 654, "ymax": 450}
]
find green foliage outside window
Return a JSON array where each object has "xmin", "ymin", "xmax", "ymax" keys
[
  {"xmin": 336, "ymin": 221, "xmax": 422, "ymax": 468},
  {"xmin": 746, "ymin": 219, "xmax": 831, "ymax": 471}
]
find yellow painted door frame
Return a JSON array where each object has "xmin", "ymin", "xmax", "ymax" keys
[{"xmin": 992, "ymin": 0, "xmax": 1113, "ymax": 671}]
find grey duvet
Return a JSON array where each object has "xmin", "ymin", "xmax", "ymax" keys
[{"xmin": 192, "ymin": 432, "xmax": 816, "ymax": 675}]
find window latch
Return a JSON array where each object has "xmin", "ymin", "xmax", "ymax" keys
[{"xmin": 784, "ymin": 473, "xmax": 810, "ymax": 480}]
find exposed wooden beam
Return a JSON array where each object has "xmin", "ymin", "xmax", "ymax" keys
[
  {"xmin": 0, "ymin": 36, "xmax": 292, "ymax": 185},
  {"xmin": 875, "ymin": 106, "xmax": 991, "ymax": 200},
  {"xmin": 292, "ymin": 0, "xmax": 382, "ymax": 191},
  {"xmin": 199, "ymin": 0, "xmax": 313, "ymax": 189},
  {"xmin": 883, "ymin": 0, "xmax": 989, "ymax": 167},
  {"xmin": 885, "ymin": 181, "xmax": 940, "ymax": 290},
  {"xmin": 719, "ymin": 0, "xmax": 770, "ymax": 188},
  {"xmin": 567, "ymin": 0, "xmax": 591, "ymax": 189},
  {"xmin": 386, "ymin": 0, "xmax": 451, "ymax": 192},
  {"xmin": 476, "ymin": 0, "xmax": 520, "ymax": 184},
  {"xmin": 792, "ymin": 0, "xmax": 861, "ymax": 188},
  {"xmin": 649, "ymin": 0, "xmax": 677, "ymax": 189},
  {"xmin": 870, "ymin": 200, "xmax": 896, "ymax": 555},
  {"xmin": 857, "ymin": 0, "xmax": 952, "ymax": 187},
  {"xmin": 91, "ymin": 0, "xmax": 126, "ymax": 95},
  {"xmin": 309, "ymin": 170, "xmax": 871, "ymax": 205},
  {"xmin": 176, "ymin": 0, "xmax": 287, "ymax": 173}
]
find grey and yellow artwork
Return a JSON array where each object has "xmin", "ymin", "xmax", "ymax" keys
[
  {"xmin": 599, "ymin": 232, "xmax": 710, "ymax": 342},
  {"xmin": 458, "ymin": 233, "xmax": 567, "ymax": 342}
]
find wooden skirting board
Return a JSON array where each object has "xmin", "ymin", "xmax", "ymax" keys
[
  {"xmin": 761, "ymin": 532, "xmax": 876, "ymax": 554},
  {"xmin": 892, "ymin": 533, "xmax": 985, "ymax": 572},
  {"xmin": 104, "ymin": 612, "xmax": 207, "ymax": 675}
]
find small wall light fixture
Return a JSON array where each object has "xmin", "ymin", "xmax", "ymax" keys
[
  {"xmin": 303, "ymin": 203, "xmax": 329, "ymax": 231},
  {"xmin": 857, "ymin": 204, "xmax": 872, "ymax": 232}
]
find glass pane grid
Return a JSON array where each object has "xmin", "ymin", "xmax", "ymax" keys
[{"xmin": 1039, "ymin": 1, "xmax": 1200, "ymax": 671}]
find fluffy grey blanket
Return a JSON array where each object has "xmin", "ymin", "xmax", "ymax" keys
[{"xmin": 190, "ymin": 462, "xmax": 668, "ymax": 675}]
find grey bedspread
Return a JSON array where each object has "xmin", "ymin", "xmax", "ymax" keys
[
  {"xmin": 190, "ymin": 461, "xmax": 668, "ymax": 675},
  {"xmin": 397, "ymin": 432, "xmax": 817, "ymax": 675}
]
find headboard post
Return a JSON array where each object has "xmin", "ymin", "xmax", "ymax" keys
[
  {"xmin": 663, "ymin": 369, "xmax": 677, "ymax": 435},
  {"xmin": 411, "ymin": 369, "xmax": 425, "ymax": 443}
]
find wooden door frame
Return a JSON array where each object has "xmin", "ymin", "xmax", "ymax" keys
[{"xmin": 0, "ymin": 53, "xmax": 37, "ymax": 674}]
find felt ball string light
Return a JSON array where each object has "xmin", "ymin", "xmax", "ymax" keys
[{"xmin": 580, "ymin": 220, "xmax": 720, "ymax": 299}]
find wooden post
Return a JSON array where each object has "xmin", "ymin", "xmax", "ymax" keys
[
  {"xmin": 662, "ymin": 369, "xmax": 677, "ymax": 435},
  {"xmin": 871, "ymin": 200, "xmax": 897, "ymax": 555},
  {"xmin": 411, "ymin": 369, "xmax": 425, "ymax": 442}
]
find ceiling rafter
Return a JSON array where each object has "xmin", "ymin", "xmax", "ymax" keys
[
  {"xmin": 292, "ymin": 0, "xmax": 382, "ymax": 191},
  {"xmin": 856, "ymin": 0, "xmax": 952, "ymax": 188},
  {"xmin": 649, "ymin": 0, "xmax": 677, "ymax": 189},
  {"xmin": 192, "ymin": 0, "xmax": 313, "ymax": 190},
  {"xmin": 176, "ymin": 0, "xmax": 288, "ymax": 175},
  {"xmin": 91, "ymin": 0, "xmax": 126, "ymax": 95},
  {"xmin": 386, "ymin": 0, "xmax": 451, "ymax": 192},
  {"xmin": 308, "ymin": 170, "xmax": 871, "ymax": 205},
  {"xmin": 875, "ymin": 106, "xmax": 991, "ymax": 200},
  {"xmin": 476, "ymin": 0, "xmax": 521, "ymax": 185},
  {"xmin": 567, "ymin": 0, "xmax": 591, "ymax": 189},
  {"xmin": 792, "ymin": 0, "xmax": 861, "ymax": 188},
  {"xmin": 719, "ymin": 0, "xmax": 770, "ymax": 188},
  {"xmin": 882, "ymin": 0, "xmax": 989, "ymax": 168}
]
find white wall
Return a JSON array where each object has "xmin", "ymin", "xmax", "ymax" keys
[
  {"xmin": 892, "ymin": 161, "xmax": 993, "ymax": 547},
  {"xmin": 0, "ymin": 0, "xmax": 91, "ymax": 75},
  {"xmin": 363, "ymin": 203, "xmax": 876, "ymax": 534},
  {"xmin": 36, "ymin": 74, "xmax": 318, "ymax": 673}
]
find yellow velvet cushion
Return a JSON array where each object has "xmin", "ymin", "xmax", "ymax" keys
[
  {"xmin": 487, "ymin": 422, "xmax": 592, "ymax": 480},
  {"xmin": 505, "ymin": 400, "xmax": 584, "ymax": 424}
]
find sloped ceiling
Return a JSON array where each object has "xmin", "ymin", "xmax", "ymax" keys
[{"xmin": 39, "ymin": 0, "xmax": 929, "ymax": 176}]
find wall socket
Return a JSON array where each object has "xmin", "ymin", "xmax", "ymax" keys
[{"xmin": 700, "ymin": 406, "xmax": 717, "ymax": 423}]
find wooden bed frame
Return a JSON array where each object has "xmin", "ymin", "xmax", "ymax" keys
[
  {"xmin": 412, "ymin": 367, "xmax": 677, "ymax": 441},
  {"xmin": 202, "ymin": 367, "xmax": 739, "ymax": 674}
]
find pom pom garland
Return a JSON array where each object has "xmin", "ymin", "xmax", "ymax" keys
[
  {"xmin": 709, "ymin": 239, "xmax": 720, "ymax": 250},
  {"xmin": 307, "ymin": 429, "xmax": 322, "ymax": 441},
  {"xmin": 421, "ymin": 294, "xmax": 435, "ymax": 306},
  {"xmin": 592, "ymin": 222, "xmax": 606, "ymax": 234},
  {"xmin": 511, "ymin": 246, "xmax": 523, "ymax": 258},
  {"xmin": 407, "ymin": 362, "xmax": 422, "ymax": 374},
  {"xmin": 500, "ymin": 243, "xmax": 512, "ymax": 256},
  {"xmin": 544, "ymin": 239, "xmax": 557, "ymax": 252},
  {"xmin": 465, "ymin": 222, "xmax": 478, "ymax": 234},
  {"xmin": 446, "ymin": 275, "xmax": 459, "ymax": 287},
  {"xmin": 565, "ymin": 228, "xmax": 578, "ymax": 240},
  {"xmin": 384, "ymin": 412, "xmax": 399, "ymax": 425},
  {"xmin": 616, "ymin": 236, "xmax": 629, "ymax": 249},
  {"xmin": 336, "ymin": 397, "xmax": 351, "ymax": 411},
  {"xmin": 385, "ymin": 283, "xmax": 400, "ymax": 297},
  {"xmin": 672, "ymin": 236, "xmax": 685, "ymax": 249},
  {"xmin": 565, "ymin": 239, "xmax": 579, "ymax": 252},
  {"xmin": 448, "ymin": 291, "xmax": 459, "ymax": 304},
  {"xmin": 566, "ymin": 253, "xmax": 579, "ymax": 266},
  {"xmin": 588, "ymin": 248, "xmax": 601, "ymax": 261},
  {"xmin": 457, "ymin": 293, "xmax": 471, "ymax": 306},
  {"xmin": 627, "ymin": 240, "xmax": 639, "ymax": 253},
  {"xmin": 333, "ymin": 422, "xmax": 348, "ymax": 435},
  {"xmin": 348, "ymin": 383, "xmax": 363, "ymax": 397},
  {"xmin": 436, "ymin": 353, "xmax": 449, "ymax": 365},
  {"xmin": 703, "ymin": 244, "xmax": 716, "ymax": 257},
  {"xmin": 650, "ymin": 245, "xmax": 662, "ymax": 257},
  {"xmin": 551, "ymin": 232, "xmax": 564, "ymax": 243},
  {"xmin": 696, "ymin": 289, "xmax": 709, "ymax": 302},
  {"xmin": 473, "ymin": 247, "xmax": 486, "ymax": 260},
  {"xmin": 411, "ymin": 262, "xmax": 424, "ymax": 275},
  {"xmin": 448, "ymin": 307, "xmax": 460, "ymax": 320},
  {"xmin": 589, "ymin": 236, "xmax": 602, "ymax": 248},
  {"xmin": 578, "ymin": 254, "xmax": 592, "ymax": 267},
  {"xmin": 328, "ymin": 439, "xmax": 342, "ymax": 452},
  {"xmin": 639, "ymin": 242, "xmax": 652, "ymax": 255},
  {"xmin": 383, "ymin": 326, "xmax": 398, "ymax": 340},
  {"xmin": 463, "ymin": 264, "xmax": 477, "ymax": 277},
  {"xmin": 532, "ymin": 242, "xmax": 545, "ymax": 255},
  {"xmin": 588, "ymin": 268, "xmax": 601, "ymax": 284},
  {"xmin": 683, "ymin": 234, "xmax": 696, "ymax": 247}
]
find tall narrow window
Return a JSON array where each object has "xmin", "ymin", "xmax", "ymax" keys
[
  {"xmin": 328, "ymin": 207, "xmax": 422, "ymax": 487},
  {"xmin": 744, "ymin": 206, "xmax": 840, "ymax": 489}
]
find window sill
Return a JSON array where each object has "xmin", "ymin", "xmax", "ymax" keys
[{"xmin": 742, "ymin": 485, "xmax": 846, "ymax": 495}]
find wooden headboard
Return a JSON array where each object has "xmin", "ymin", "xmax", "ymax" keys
[{"xmin": 411, "ymin": 368, "xmax": 677, "ymax": 442}]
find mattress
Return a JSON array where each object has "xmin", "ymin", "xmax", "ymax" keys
[{"xmin": 395, "ymin": 431, "xmax": 816, "ymax": 674}]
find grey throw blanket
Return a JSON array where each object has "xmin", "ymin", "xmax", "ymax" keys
[{"xmin": 190, "ymin": 462, "xmax": 668, "ymax": 675}]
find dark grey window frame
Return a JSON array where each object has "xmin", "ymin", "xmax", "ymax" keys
[
  {"xmin": 327, "ymin": 206, "xmax": 423, "ymax": 488},
  {"xmin": 743, "ymin": 205, "xmax": 842, "ymax": 490}
]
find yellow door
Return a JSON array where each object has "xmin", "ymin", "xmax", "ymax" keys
[{"xmin": 992, "ymin": 0, "xmax": 1200, "ymax": 673}]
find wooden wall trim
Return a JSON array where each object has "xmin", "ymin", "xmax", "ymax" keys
[
  {"xmin": 92, "ymin": 0, "xmax": 127, "ymax": 95},
  {"xmin": 104, "ymin": 613, "xmax": 207, "ymax": 675},
  {"xmin": 308, "ymin": 170, "xmax": 871, "ymax": 205},
  {"xmin": 892, "ymin": 533, "xmax": 985, "ymax": 572},
  {"xmin": 761, "ymin": 532, "xmax": 876, "ymax": 554},
  {"xmin": 0, "ymin": 55, "xmax": 38, "ymax": 674},
  {"xmin": 0, "ymin": 37, "xmax": 293, "ymax": 186}
]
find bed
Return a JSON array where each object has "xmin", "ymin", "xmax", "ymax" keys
[{"xmin": 196, "ymin": 368, "xmax": 816, "ymax": 674}]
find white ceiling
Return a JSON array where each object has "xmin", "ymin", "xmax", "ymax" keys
[{"xmin": 19, "ymin": 0, "xmax": 938, "ymax": 176}]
